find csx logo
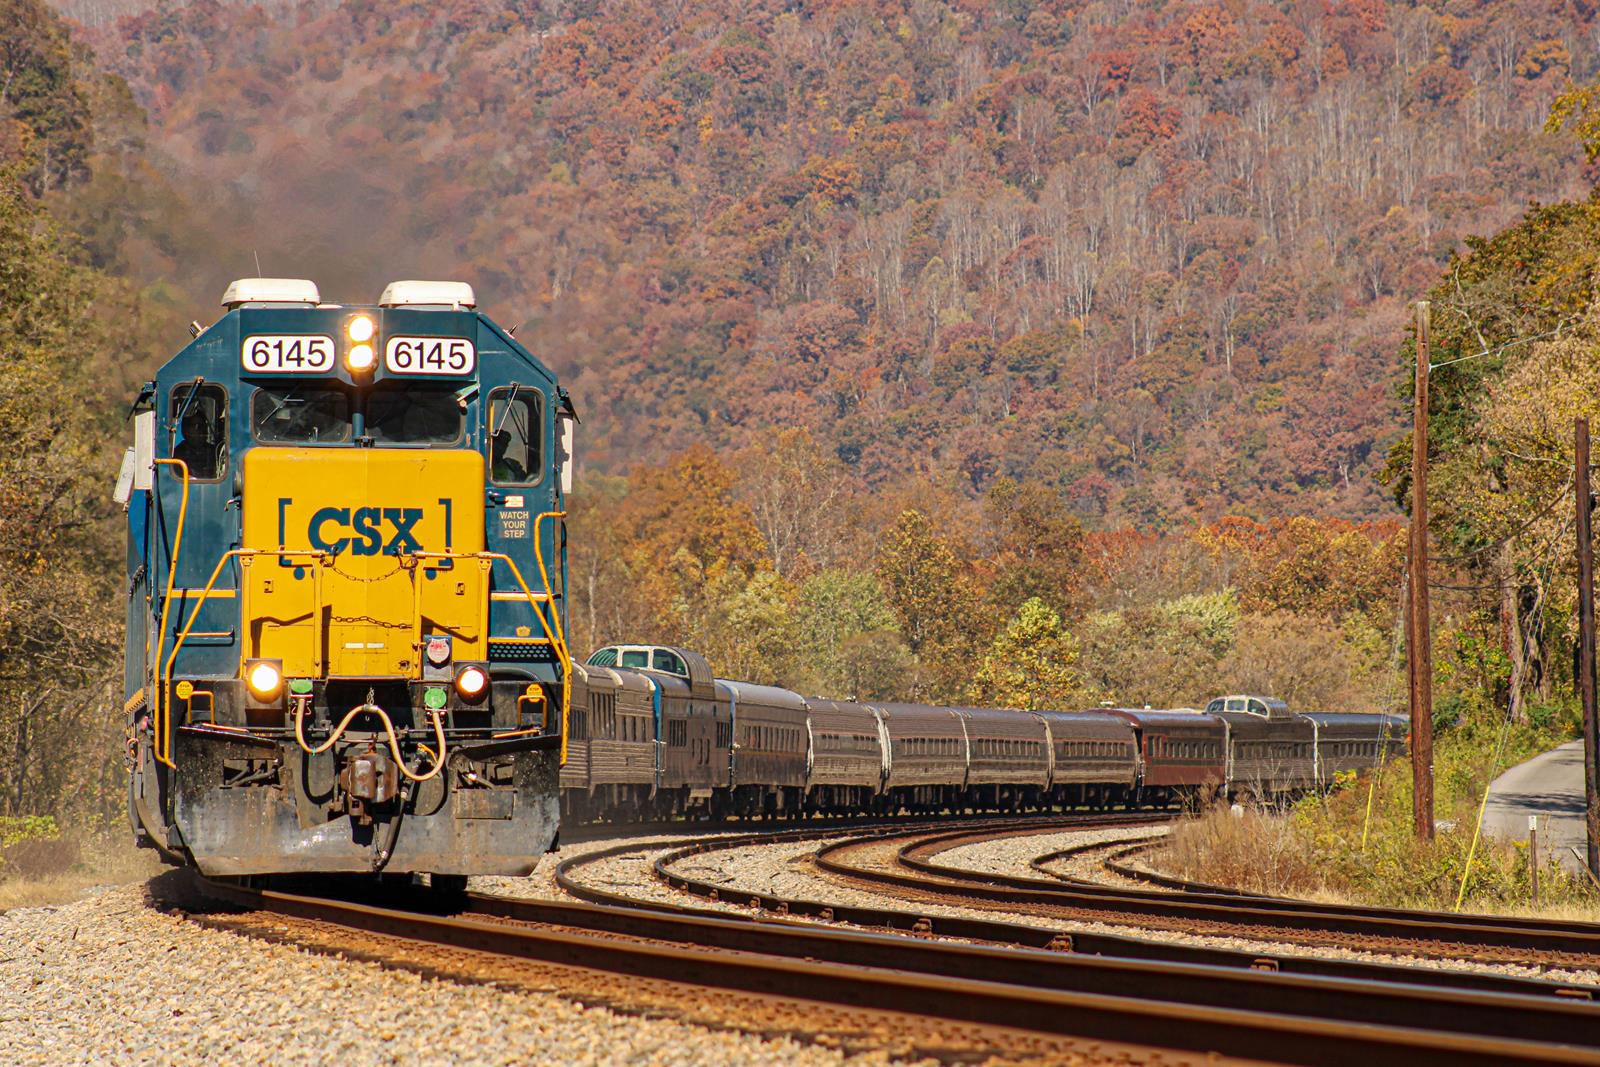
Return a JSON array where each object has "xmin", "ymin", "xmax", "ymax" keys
[{"xmin": 308, "ymin": 506, "xmax": 425, "ymax": 556}]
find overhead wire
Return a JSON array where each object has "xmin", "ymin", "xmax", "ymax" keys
[{"xmin": 1425, "ymin": 325, "xmax": 1568, "ymax": 372}]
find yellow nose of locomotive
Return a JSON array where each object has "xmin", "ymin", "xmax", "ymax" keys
[{"xmin": 240, "ymin": 447, "xmax": 487, "ymax": 679}]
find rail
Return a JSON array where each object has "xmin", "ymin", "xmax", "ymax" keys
[
  {"xmin": 831, "ymin": 821, "xmax": 1600, "ymax": 962},
  {"xmin": 190, "ymin": 867, "xmax": 1600, "ymax": 1067},
  {"xmin": 612, "ymin": 823, "xmax": 1591, "ymax": 1000}
]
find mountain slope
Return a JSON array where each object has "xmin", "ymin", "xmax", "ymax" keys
[{"xmin": 79, "ymin": 0, "xmax": 1597, "ymax": 523}]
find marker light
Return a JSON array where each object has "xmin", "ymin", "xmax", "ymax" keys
[
  {"xmin": 347, "ymin": 314, "xmax": 375, "ymax": 343},
  {"xmin": 455, "ymin": 665, "xmax": 489, "ymax": 701},
  {"xmin": 346, "ymin": 343, "xmax": 376, "ymax": 371},
  {"xmin": 246, "ymin": 660, "xmax": 283, "ymax": 699}
]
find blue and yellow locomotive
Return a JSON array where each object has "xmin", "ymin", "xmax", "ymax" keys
[{"xmin": 118, "ymin": 278, "xmax": 574, "ymax": 881}]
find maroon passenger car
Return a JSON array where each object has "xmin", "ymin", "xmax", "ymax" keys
[{"xmin": 1097, "ymin": 708, "xmax": 1227, "ymax": 805}]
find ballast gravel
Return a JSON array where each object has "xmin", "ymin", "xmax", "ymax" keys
[
  {"xmin": 936, "ymin": 826, "xmax": 1167, "ymax": 886},
  {"xmin": 0, "ymin": 882, "xmax": 876, "ymax": 1066},
  {"xmin": 554, "ymin": 826, "xmax": 1600, "ymax": 989}
]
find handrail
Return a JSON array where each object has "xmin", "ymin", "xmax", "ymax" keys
[
  {"xmin": 150, "ymin": 458, "xmax": 190, "ymax": 769},
  {"xmin": 413, "ymin": 544, "xmax": 573, "ymax": 765},
  {"xmin": 161, "ymin": 547, "xmax": 328, "ymax": 765},
  {"xmin": 161, "ymin": 536, "xmax": 573, "ymax": 765},
  {"xmin": 534, "ymin": 510, "xmax": 572, "ymax": 764}
]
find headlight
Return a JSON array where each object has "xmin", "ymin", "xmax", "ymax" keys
[
  {"xmin": 347, "ymin": 314, "xmax": 375, "ymax": 343},
  {"xmin": 454, "ymin": 664, "xmax": 488, "ymax": 701},
  {"xmin": 346, "ymin": 343, "xmax": 375, "ymax": 371},
  {"xmin": 245, "ymin": 660, "xmax": 283, "ymax": 699}
]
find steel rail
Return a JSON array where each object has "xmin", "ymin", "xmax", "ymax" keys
[
  {"xmin": 1034, "ymin": 833, "xmax": 1600, "ymax": 930},
  {"xmin": 627, "ymin": 827, "xmax": 1600, "ymax": 1000},
  {"xmin": 886, "ymin": 824, "xmax": 1600, "ymax": 950},
  {"xmin": 462, "ymin": 888, "xmax": 1600, "ymax": 1050},
  {"xmin": 195, "ymin": 876, "xmax": 1600, "ymax": 1066},
  {"xmin": 781, "ymin": 822, "xmax": 1600, "ymax": 960}
]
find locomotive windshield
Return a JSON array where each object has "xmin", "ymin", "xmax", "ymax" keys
[
  {"xmin": 252, "ymin": 384, "xmax": 352, "ymax": 443},
  {"xmin": 367, "ymin": 382, "xmax": 466, "ymax": 445}
]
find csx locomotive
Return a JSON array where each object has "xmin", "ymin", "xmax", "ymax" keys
[
  {"xmin": 120, "ymin": 278, "xmax": 575, "ymax": 881},
  {"xmin": 565, "ymin": 645, "xmax": 1407, "ymax": 819}
]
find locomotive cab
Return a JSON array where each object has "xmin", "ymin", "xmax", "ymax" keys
[{"xmin": 121, "ymin": 278, "xmax": 576, "ymax": 878}]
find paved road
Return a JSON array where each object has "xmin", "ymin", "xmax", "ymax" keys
[{"xmin": 1483, "ymin": 740, "xmax": 1590, "ymax": 873}]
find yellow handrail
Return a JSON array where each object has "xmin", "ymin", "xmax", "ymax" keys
[
  {"xmin": 161, "ymin": 548, "xmax": 328, "ymax": 763},
  {"xmin": 414, "ymin": 543, "xmax": 572, "ymax": 764},
  {"xmin": 150, "ymin": 458, "xmax": 190, "ymax": 768},
  {"xmin": 534, "ymin": 511, "xmax": 572, "ymax": 764},
  {"xmin": 160, "ymin": 537, "xmax": 572, "ymax": 765}
]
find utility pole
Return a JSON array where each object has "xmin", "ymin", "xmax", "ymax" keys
[
  {"xmin": 1576, "ymin": 417, "xmax": 1599, "ymax": 878},
  {"xmin": 1408, "ymin": 301, "xmax": 1435, "ymax": 841}
]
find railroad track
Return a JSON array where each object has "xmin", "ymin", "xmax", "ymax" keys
[
  {"xmin": 832, "ymin": 822, "xmax": 1600, "ymax": 968},
  {"xmin": 192, "ymin": 862, "xmax": 1600, "ymax": 1067}
]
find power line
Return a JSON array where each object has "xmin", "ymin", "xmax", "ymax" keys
[{"xmin": 1427, "ymin": 326, "xmax": 1567, "ymax": 371}]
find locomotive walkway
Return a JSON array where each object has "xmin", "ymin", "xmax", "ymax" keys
[{"xmin": 1485, "ymin": 740, "xmax": 1588, "ymax": 873}]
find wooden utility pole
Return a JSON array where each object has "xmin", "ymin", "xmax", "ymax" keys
[
  {"xmin": 1408, "ymin": 301, "xmax": 1435, "ymax": 841},
  {"xmin": 1576, "ymin": 417, "xmax": 1600, "ymax": 879}
]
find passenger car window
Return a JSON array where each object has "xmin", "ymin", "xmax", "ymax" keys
[
  {"xmin": 621, "ymin": 650, "xmax": 648, "ymax": 668},
  {"xmin": 652, "ymin": 650, "xmax": 685, "ymax": 676},
  {"xmin": 367, "ymin": 383, "xmax": 464, "ymax": 445},
  {"xmin": 170, "ymin": 382, "xmax": 228, "ymax": 481},
  {"xmin": 1249, "ymin": 699, "xmax": 1268, "ymax": 716},
  {"xmin": 488, "ymin": 387, "xmax": 543, "ymax": 485},
  {"xmin": 1206, "ymin": 699, "xmax": 1223, "ymax": 714},
  {"xmin": 252, "ymin": 385, "xmax": 351, "ymax": 444},
  {"xmin": 586, "ymin": 648, "xmax": 618, "ymax": 667}
]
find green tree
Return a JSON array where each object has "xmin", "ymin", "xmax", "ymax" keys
[
  {"xmin": 0, "ymin": 163, "xmax": 122, "ymax": 818},
  {"xmin": 970, "ymin": 598, "xmax": 1085, "ymax": 711},
  {"xmin": 792, "ymin": 568, "xmax": 905, "ymax": 697},
  {"xmin": 875, "ymin": 509, "xmax": 966, "ymax": 658},
  {"xmin": 982, "ymin": 477, "xmax": 1086, "ymax": 622},
  {"xmin": 1547, "ymin": 79, "xmax": 1600, "ymax": 161},
  {"xmin": 0, "ymin": 0, "xmax": 91, "ymax": 192}
]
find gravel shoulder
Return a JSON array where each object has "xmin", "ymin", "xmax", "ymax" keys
[{"xmin": 0, "ymin": 878, "xmax": 878, "ymax": 1067}]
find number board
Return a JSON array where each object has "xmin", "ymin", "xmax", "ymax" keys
[
  {"xmin": 385, "ymin": 336, "xmax": 476, "ymax": 375},
  {"xmin": 242, "ymin": 334, "xmax": 336, "ymax": 373}
]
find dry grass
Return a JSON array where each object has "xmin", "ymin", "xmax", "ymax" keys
[
  {"xmin": 1158, "ymin": 807, "xmax": 1352, "ymax": 904},
  {"xmin": 0, "ymin": 828, "xmax": 162, "ymax": 910},
  {"xmin": 1155, "ymin": 799, "xmax": 1600, "ymax": 918}
]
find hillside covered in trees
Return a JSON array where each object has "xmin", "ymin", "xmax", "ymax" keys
[{"xmin": 67, "ymin": 0, "xmax": 1599, "ymax": 525}]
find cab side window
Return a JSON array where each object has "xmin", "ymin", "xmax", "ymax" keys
[
  {"xmin": 488, "ymin": 387, "xmax": 543, "ymax": 485},
  {"xmin": 170, "ymin": 382, "xmax": 227, "ymax": 481}
]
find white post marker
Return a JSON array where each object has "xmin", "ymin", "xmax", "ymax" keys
[{"xmin": 1529, "ymin": 814, "xmax": 1540, "ymax": 906}]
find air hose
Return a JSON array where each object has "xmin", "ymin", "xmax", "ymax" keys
[{"xmin": 292, "ymin": 699, "xmax": 447, "ymax": 783}]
